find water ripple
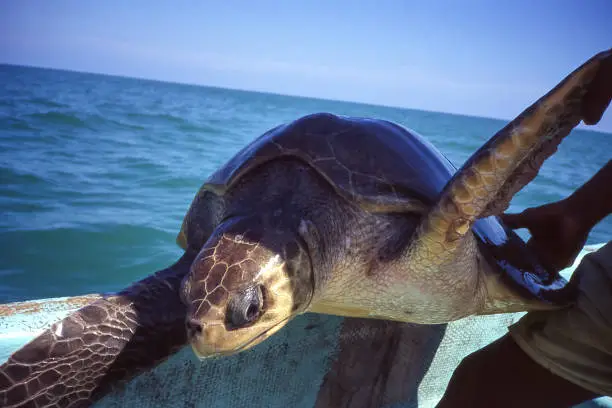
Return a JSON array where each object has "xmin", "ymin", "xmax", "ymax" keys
[{"xmin": 0, "ymin": 64, "xmax": 610, "ymax": 302}]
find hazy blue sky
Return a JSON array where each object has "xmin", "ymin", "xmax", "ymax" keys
[{"xmin": 2, "ymin": 1, "xmax": 611, "ymax": 131}]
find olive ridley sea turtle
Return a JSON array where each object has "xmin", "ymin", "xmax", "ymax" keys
[{"xmin": 1, "ymin": 48, "xmax": 611, "ymax": 408}]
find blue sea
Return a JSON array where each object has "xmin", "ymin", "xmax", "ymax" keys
[{"xmin": 1, "ymin": 64, "xmax": 610, "ymax": 303}]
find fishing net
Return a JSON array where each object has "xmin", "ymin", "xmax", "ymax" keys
[{"xmin": 1, "ymin": 245, "xmax": 610, "ymax": 407}]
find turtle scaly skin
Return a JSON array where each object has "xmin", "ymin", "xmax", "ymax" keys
[{"xmin": 0, "ymin": 257, "xmax": 193, "ymax": 408}]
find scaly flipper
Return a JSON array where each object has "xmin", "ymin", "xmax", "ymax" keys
[
  {"xmin": 407, "ymin": 48, "xmax": 612, "ymax": 314},
  {"xmin": 0, "ymin": 254, "xmax": 194, "ymax": 408},
  {"xmin": 413, "ymin": 49, "xmax": 611, "ymax": 262}
]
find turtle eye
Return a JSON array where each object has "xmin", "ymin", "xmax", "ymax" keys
[{"xmin": 226, "ymin": 285, "xmax": 264, "ymax": 329}]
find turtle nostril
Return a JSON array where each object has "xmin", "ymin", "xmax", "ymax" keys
[{"xmin": 186, "ymin": 319, "xmax": 203, "ymax": 336}]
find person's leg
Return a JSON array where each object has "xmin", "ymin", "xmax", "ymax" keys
[
  {"xmin": 438, "ymin": 242, "xmax": 612, "ymax": 407},
  {"xmin": 436, "ymin": 333, "xmax": 598, "ymax": 408},
  {"xmin": 509, "ymin": 242, "xmax": 612, "ymax": 397}
]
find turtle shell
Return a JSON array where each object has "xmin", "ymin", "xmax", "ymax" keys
[
  {"xmin": 203, "ymin": 112, "xmax": 457, "ymax": 213},
  {"xmin": 177, "ymin": 112, "xmax": 571, "ymax": 305}
]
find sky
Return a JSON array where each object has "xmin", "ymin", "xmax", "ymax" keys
[{"xmin": 2, "ymin": 1, "xmax": 612, "ymax": 132}]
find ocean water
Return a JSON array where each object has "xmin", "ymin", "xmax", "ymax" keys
[{"xmin": 0, "ymin": 64, "xmax": 610, "ymax": 303}]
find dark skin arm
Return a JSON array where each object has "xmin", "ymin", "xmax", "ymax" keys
[
  {"xmin": 437, "ymin": 61, "xmax": 612, "ymax": 408},
  {"xmin": 502, "ymin": 160, "xmax": 612, "ymax": 272}
]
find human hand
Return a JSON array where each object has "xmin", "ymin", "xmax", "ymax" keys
[
  {"xmin": 500, "ymin": 199, "xmax": 591, "ymax": 273},
  {"xmin": 581, "ymin": 49, "xmax": 612, "ymax": 125}
]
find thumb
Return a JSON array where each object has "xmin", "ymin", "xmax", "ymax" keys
[
  {"xmin": 581, "ymin": 50, "xmax": 612, "ymax": 125},
  {"xmin": 499, "ymin": 211, "xmax": 534, "ymax": 230}
]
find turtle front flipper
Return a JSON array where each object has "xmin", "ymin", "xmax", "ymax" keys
[
  {"xmin": 407, "ymin": 49, "xmax": 611, "ymax": 316},
  {"xmin": 0, "ymin": 254, "xmax": 193, "ymax": 408},
  {"xmin": 462, "ymin": 48, "xmax": 611, "ymax": 219}
]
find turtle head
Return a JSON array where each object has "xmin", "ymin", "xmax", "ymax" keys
[{"xmin": 181, "ymin": 216, "xmax": 313, "ymax": 359}]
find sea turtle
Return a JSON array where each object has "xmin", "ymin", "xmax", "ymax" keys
[{"xmin": 1, "ymin": 48, "xmax": 610, "ymax": 408}]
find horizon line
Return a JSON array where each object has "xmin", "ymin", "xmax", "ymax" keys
[{"xmin": 3, "ymin": 61, "xmax": 610, "ymax": 137}]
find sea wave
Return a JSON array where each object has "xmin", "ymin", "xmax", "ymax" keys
[{"xmin": 1, "ymin": 64, "xmax": 610, "ymax": 302}]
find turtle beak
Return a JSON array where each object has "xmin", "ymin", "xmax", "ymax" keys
[
  {"xmin": 185, "ymin": 320, "xmax": 227, "ymax": 359},
  {"xmin": 186, "ymin": 318, "xmax": 203, "ymax": 342}
]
